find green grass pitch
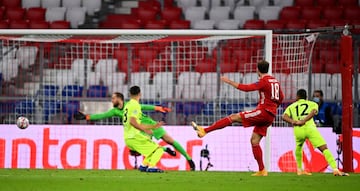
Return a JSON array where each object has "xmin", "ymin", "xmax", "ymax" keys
[{"xmin": 0, "ymin": 169, "xmax": 358, "ymax": 191}]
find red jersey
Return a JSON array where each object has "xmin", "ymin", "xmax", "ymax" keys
[{"xmin": 237, "ymin": 75, "xmax": 284, "ymax": 116}]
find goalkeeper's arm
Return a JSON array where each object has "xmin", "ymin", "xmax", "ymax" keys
[
  {"xmin": 141, "ymin": 104, "xmax": 171, "ymax": 113},
  {"xmin": 74, "ymin": 109, "xmax": 117, "ymax": 121}
]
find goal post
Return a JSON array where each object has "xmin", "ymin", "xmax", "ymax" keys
[{"xmin": 0, "ymin": 29, "xmax": 322, "ymax": 171}]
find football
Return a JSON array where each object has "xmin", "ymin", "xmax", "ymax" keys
[{"xmin": 16, "ymin": 116, "xmax": 29, "ymax": 129}]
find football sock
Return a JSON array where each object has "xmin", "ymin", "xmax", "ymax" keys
[
  {"xmin": 295, "ymin": 145, "xmax": 303, "ymax": 169},
  {"xmin": 148, "ymin": 147, "xmax": 164, "ymax": 167},
  {"xmin": 323, "ymin": 149, "xmax": 337, "ymax": 170},
  {"xmin": 173, "ymin": 141, "xmax": 191, "ymax": 160},
  {"xmin": 204, "ymin": 117, "xmax": 232, "ymax": 133},
  {"xmin": 252, "ymin": 144, "xmax": 265, "ymax": 171}
]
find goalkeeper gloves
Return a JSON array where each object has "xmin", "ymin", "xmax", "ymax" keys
[
  {"xmin": 74, "ymin": 111, "xmax": 90, "ymax": 120},
  {"xmin": 154, "ymin": 106, "xmax": 171, "ymax": 113}
]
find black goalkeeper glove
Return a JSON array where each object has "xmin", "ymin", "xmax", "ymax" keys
[{"xmin": 74, "ymin": 111, "xmax": 87, "ymax": 120}]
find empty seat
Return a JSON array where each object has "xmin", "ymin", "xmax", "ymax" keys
[
  {"xmin": 178, "ymin": 71, "xmax": 201, "ymax": 85},
  {"xmin": 22, "ymin": 0, "xmax": 41, "ymax": 9},
  {"xmin": 243, "ymin": 19, "xmax": 265, "ymax": 29},
  {"xmin": 0, "ymin": 59, "xmax": 20, "ymax": 81},
  {"xmin": 87, "ymin": 85, "xmax": 108, "ymax": 97},
  {"xmin": 29, "ymin": 20, "xmax": 49, "ymax": 28},
  {"xmin": 130, "ymin": 72, "xmax": 151, "ymax": 86},
  {"xmin": 233, "ymin": 6, "xmax": 256, "ymax": 27},
  {"xmin": 136, "ymin": 7, "xmax": 158, "ymax": 22},
  {"xmin": 176, "ymin": 0, "xmax": 197, "ymax": 10},
  {"xmin": 15, "ymin": 100, "xmax": 35, "ymax": 115},
  {"xmin": 71, "ymin": 59, "xmax": 94, "ymax": 81},
  {"xmin": 295, "ymin": 0, "xmax": 314, "ymax": 6},
  {"xmin": 41, "ymin": 0, "xmax": 61, "ymax": 9},
  {"xmin": 317, "ymin": 0, "xmax": 337, "ymax": 6},
  {"xmin": 50, "ymin": 20, "xmax": 70, "ymax": 29},
  {"xmin": 66, "ymin": 7, "xmax": 86, "ymax": 28},
  {"xmin": 153, "ymin": 72, "xmax": 174, "ymax": 99},
  {"xmin": 265, "ymin": 20, "xmax": 286, "ymax": 31},
  {"xmin": 343, "ymin": 6, "xmax": 360, "ymax": 20},
  {"xmin": 307, "ymin": 20, "xmax": 328, "ymax": 29},
  {"xmin": 9, "ymin": 20, "xmax": 28, "ymax": 29},
  {"xmin": 280, "ymin": 6, "xmax": 301, "ymax": 21},
  {"xmin": 168, "ymin": 19, "xmax": 190, "ymax": 29},
  {"xmin": 185, "ymin": 7, "xmax": 207, "ymax": 25},
  {"xmin": 62, "ymin": 0, "xmax": 82, "ymax": 9},
  {"xmin": 258, "ymin": 6, "xmax": 282, "ymax": 22},
  {"xmin": 26, "ymin": 7, "xmax": 46, "ymax": 21},
  {"xmin": 161, "ymin": 7, "xmax": 182, "ymax": 24},
  {"xmin": 45, "ymin": 7, "xmax": 66, "ymax": 22},
  {"xmin": 192, "ymin": 20, "xmax": 215, "ymax": 29},
  {"xmin": 144, "ymin": 20, "xmax": 166, "ymax": 29},
  {"xmin": 0, "ymin": 21, "xmax": 9, "ymax": 29},
  {"xmin": 286, "ymin": 20, "xmax": 306, "ymax": 30},
  {"xmin": 16, "ymin": 46, "xmax": 38, "ymax": 69},
  {"xmin": 337, "ymin": 0, "xmax": 358, "ymax": 6},
  {"xmin": 82, "ymin": 0, "xmax": 102, "ymax": 16},
  {"xmin": 216, "ymin": 19, "xmax": 240, "ymax": 30},
  {"xmin": 120, "ymin": 19, "xmax": 142, "ymax": 29},
  {"xmin": 195, "ymin": 58, "xmax": 216, "ymax": 73},
  {"xmin": 273, "ymin": 0, "xmax": 294, "ymax": 7},
  {"xmin": 95, "ymin": 59, "xmax": 118, "ymax": 74},
  {"xmin": 103, "ymin": 72, "xmax": 126, "ymax": 93},
  {"xmin": 209, "ymin": 6, "xmax": 231, "ymax": 23},
  {"xmin": 2, "ymin": 0, "xmax": 21, "ymax": 8},
  {"xmin": 301, "ymin": 7, "xmax": 321, "ymax": 20},
  {"xmin": 322, "ymin": 7, "xmax": 344, "ymax": 20},
  {"xmin": 6, "ymin": 8, "xmax": 25, "ymax": 20}
]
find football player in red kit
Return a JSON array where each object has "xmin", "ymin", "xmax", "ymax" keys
[{"xmin": 192, "ymin": 60, "xmax": 284, "ymax": 176}]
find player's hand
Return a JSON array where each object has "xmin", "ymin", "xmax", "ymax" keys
[
  {"xmin": 74, "ymin": 111, "xmax": 87, "ymax": 120},
  {"xmin": 154, "ymin": 106, "xmax": 172, "ymax": 113},
  {"xmin": 220, "ymin": 76, "xmax": 231, "ymax": 83},
  {"xmin": 144, "ymin": 129, "xmax": 153, "ymax": 135}
]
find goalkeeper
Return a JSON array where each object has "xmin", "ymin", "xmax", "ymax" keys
[
  {"xmin": 282, "ymin": 89, "xmax": 349, "ymax": 176},
  {"xmin": 74, "ymin": 92, "xmax": 195, "ymax": 171}
]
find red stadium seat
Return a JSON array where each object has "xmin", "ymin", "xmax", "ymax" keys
[
  {"xmin": 194, "ymin": 58, "xmax": 216, "ymax": 73},
  {"xmin": 337, "ymin": 0, "xmax": 358, "ymax": 6},
  {"xmin": 29, "ymin": 20, "xmax": 49, "ymax": 29},
  {"xmin": 350, "ymin": 20, "xmax": 360, "ymax": 34},
  {"xmin": 280, "ymin": 6, "xmax": 301, "ymax": 21},
  {"xmin": 161, "ymin": 7, "xmax": 182, "ymax": 24},
  {"xmin": 316, "ymin": 0, "xmax": 337, "ymax": 6},
  {"xmin": 328, "ymin": 19, "xmax": 348, "ymax": 27},
  {"xmin": 120, "ymin": 19, "xmax": 142, "ymax": 29},
  {"xmin": 2, "ymin": 0, "xmax": 21, "ymax": 8},
  {"xmin": 136, "ymin": 7, "xmax": 158, "ymax": 22},
  {"xmin": 343, "ymin": 6, "xmax": 360, "ymax": 20},
  {"xmin": 50, "ymin": 20, "xmax": 70, "ymax": 29},
  {"xmin": 243, "ymin": 19, "xmax": 265, "ymax": 29},
  {"xmin": 144, "ymin": 20, "xmax": 166, "ymax": 29},
  {"xmin": 163, "ymin": 0, "xmax": 174, "ymax": 7},
  {"xmin": 306, "ymin": 20, "xmax": 328, "ymax": 29},
  {"xmin": 295, "ymin": 0, "xmax": 314, "ymax": 7},
  {"xmin": 9, "ymin": 20, "xmax": 28, "ymax": 29},
  {"xmin": 286, "ymin": 20, "xmax": 306, "ymax": 30},
  {"xmin": 168, "ymin": 20, "xmax": 190, "ymax": 29},
  {"xmin": 265, "ymin": 20, "xmax": 285, "ymax": 31},
  {"xmin": 232, "ymin": 49, "xmax": 252, "ymax": 64},
  {"xmin": 301, "ymin": 7, "xmax": 321, "ymax": 20},
  {"xmin": 26, "ymin": 7, "xmax": 46, "ymax": 21},
  {"xmin": 0, "ymin": 20, "xmax": 8, "ymax": 28},
  {"xmin": 0, "ymin": 8, "xmax": 4, "ymax": 19},
  {"xmin": 138, "ymin": 0, "xmax": 161, "ymax": 13},
  {"xmin": 138, "ymin": 47, "xmax": 158, "ymax": 63},
  {"xmin": 6, "ymin": 7, "xmax": 25, "ymax": 20},
  {"xmin": 322, "ymin": 7, "xmax": 344, "ymax": 20},
  {"xmin": 320, "ymin": 49, "xmax": 340, "ymax": 74}
]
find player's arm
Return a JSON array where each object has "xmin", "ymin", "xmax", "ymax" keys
[
  {"xmin": 221, "ymin": 76, "xmax": 260, "ymax": 92},
  {"xmin": 282, "ymin": 106, "xmax": 298, "ymax": 126},
  {"xmin": 74, "ymin": 108, "xmax": 117, "ymax": 121},
  {"xmin": 129, "ymin": 116, "xmax": 164, "ymax": 132},
  {"xmin": 298, "ymin": 109, "xmax": 317, "ymax": 125},
  {"xmin": 141, "ymin": 104, "xmax": 171, "ymax": 113}
]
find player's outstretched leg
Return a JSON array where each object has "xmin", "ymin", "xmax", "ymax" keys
[
  {"xmin": 188, "ymin": 159, "xmax": 195, "ymax": 171},
  {"xmin": 191, "ymin": 121, "xmax": 206, "ymax": 138}
]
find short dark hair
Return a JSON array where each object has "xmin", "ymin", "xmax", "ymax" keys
[
  {"xmin": 113, "ymin": 92, "xmax": 124, "ymax": 101},
  {"xmin": 129, "ymin": 86, "xmax": 141, "ymax": 96},
  {"xmin": 297, "ymin": 89, "xmax": 307, "ymax": 99},
  {"xmin": 313, "ymin": 89, "xmax": 324, "ymax": 97},
  {"xmin": 257, "ymin": 60, "xmax": 269, "ymax": 73}
]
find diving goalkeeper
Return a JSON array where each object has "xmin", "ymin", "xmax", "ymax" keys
[{"xmin": 74, "ymin": 92, "xmax": 195, "ymax": 171}]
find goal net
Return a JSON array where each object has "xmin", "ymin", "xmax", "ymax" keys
[{"xmin": 0, "ymin": 30, "xmax": 318, "ymax": 171}]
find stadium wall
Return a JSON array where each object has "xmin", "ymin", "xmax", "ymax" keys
[{"xmin": 0, "ymin": 125, "xmax": 359, "ymax": 173}]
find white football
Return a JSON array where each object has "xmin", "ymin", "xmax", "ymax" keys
[{"xmin": 16, "ymin": 116, "xmax": 29, "ymax": 129}]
